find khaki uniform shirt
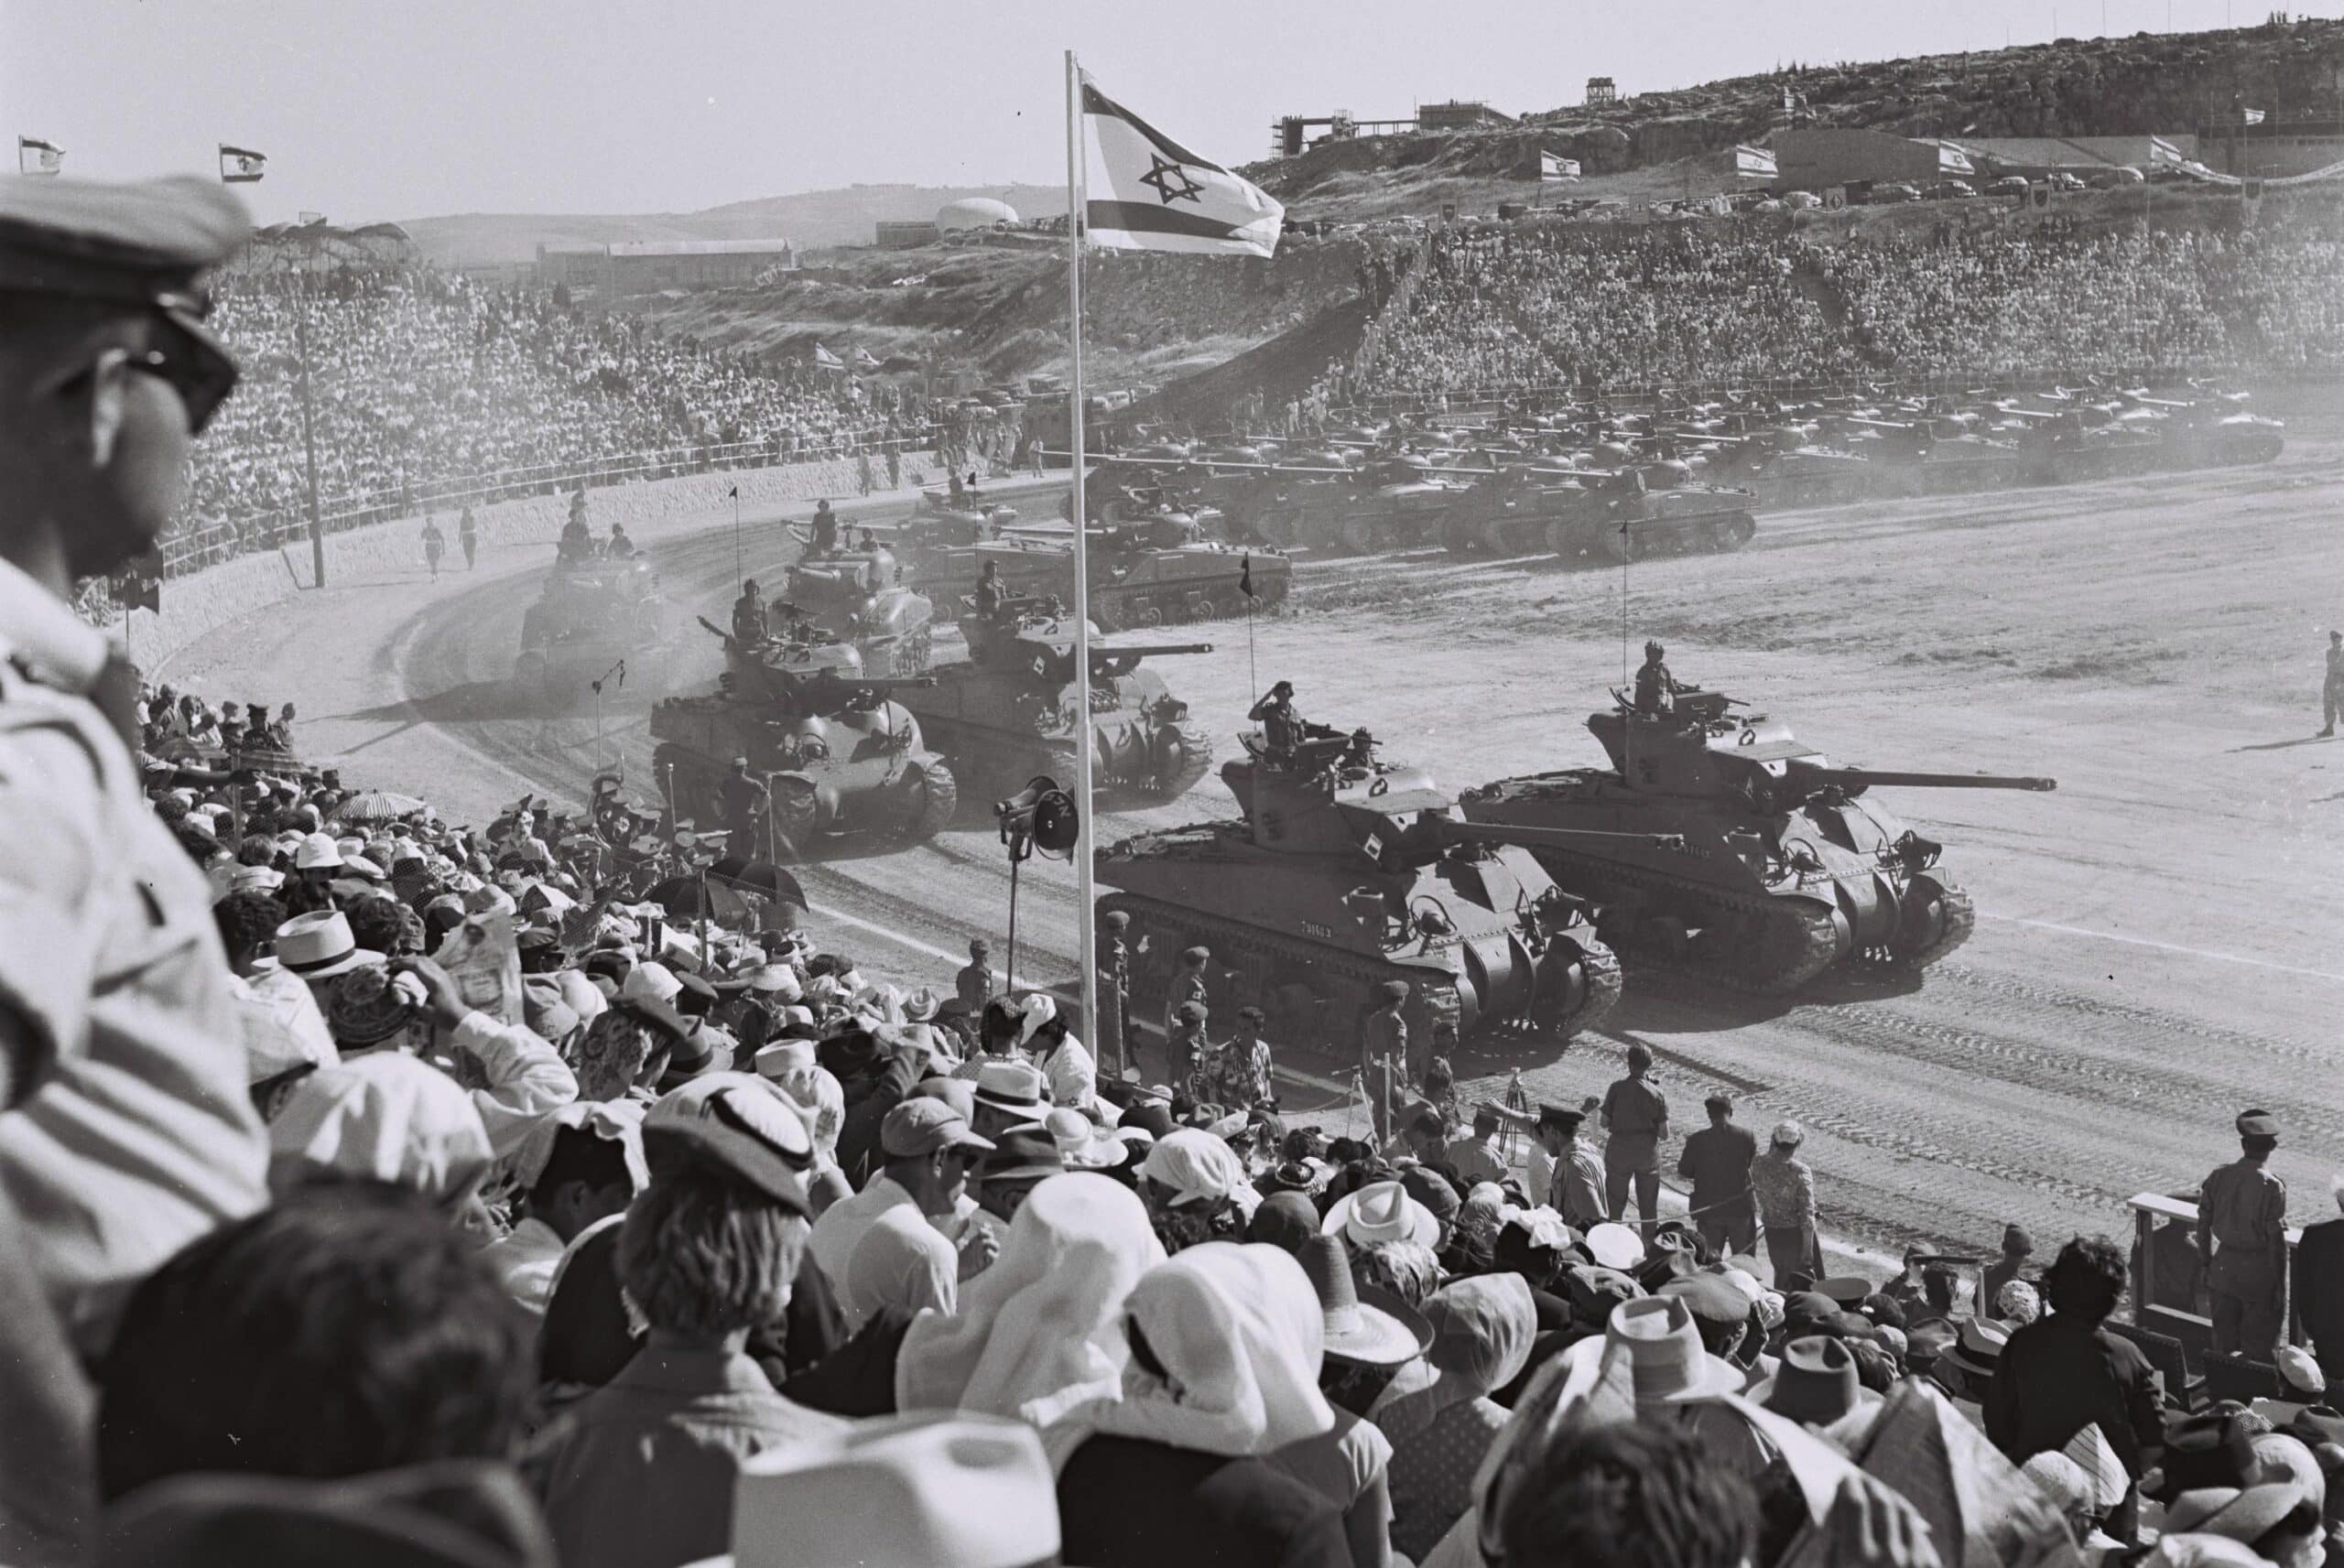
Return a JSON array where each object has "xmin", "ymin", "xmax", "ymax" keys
[
  {"xmin": 2198, "ymin": 1157, "xmax": 2288, "ymax": 1293},
  {"xmin": 0, "ymin": 557, "xmax": 266, "ymax": 1350}
]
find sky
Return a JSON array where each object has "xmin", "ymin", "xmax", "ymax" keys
[{"xmin": 0, "ymin": 0, "xmax": 2327, "ymax": 224}]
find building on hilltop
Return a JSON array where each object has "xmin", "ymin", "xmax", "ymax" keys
[
  {"xmin": 1417, "ymin": 100, "xmax": 1516, "ymax": 132},
  {"xmin": 1949, "ymin": 135, "xmax": 2199, "ymax": 179},
  {"xmin": 1773, "ymin": 127, "xmax": 1979, "ymax": 192},
  {"xmin": 875, "ymin": 219, "xmax": 941, "ymax": 248},
  {"xmin": 534, "ymin": 237, "xmax": 797, "ymax": 295},
  {"xmin": 1586, "ymin": 77, "xmax": 1618, "ymax": 106},
  {"xmin": 936, "ymin": 197, "xmax": 1020, "ymax": 232}
]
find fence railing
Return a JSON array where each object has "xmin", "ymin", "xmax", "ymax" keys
[{"xmin": 157, "ymin": 425, "xmax": 945, "ymax": 578}]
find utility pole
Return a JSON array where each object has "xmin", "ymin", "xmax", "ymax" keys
[{"xmin": 295, "ymin": 291, "xmax": 326, "ymax": 587}]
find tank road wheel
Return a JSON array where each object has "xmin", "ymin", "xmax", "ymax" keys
[
  {"xmin": 1480, "ymin": 516, "xmax": 1519, "ymax": 554},
  {"xmin": 1722, "ymin": 512, "xmax": 1757, "ymax": 549},
  {"xmin": 769, "ymin": 779, "xmax": 822, "ymax": 861},
  {"xmin": 1139, "ymin": 719, "xmax": 1213, "ymax": 801},
  {"xmin": 1338, "ymin": 515, "xmax": 1379, "ymax": 555},
  {"xmin": 1134, "ymin": 603, "xmax": 1165, "ymax": 629},
  {"xmin": 1546, "ymin": 518, "xmax": 1589, "ymax": 558},
  {"xmin": 1187, "ymin": 598, "xmax": 1215, "ymax": 623},
  {"xmin": 895, "ymin": 760, "xmax": 959, "ymax": 844}
]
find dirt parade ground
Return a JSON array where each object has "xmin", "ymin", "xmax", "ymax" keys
[{"xmin": 161, "ymin": 425, "xmax": 2344, "ymax": 1263}]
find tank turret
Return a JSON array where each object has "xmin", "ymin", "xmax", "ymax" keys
[
  {"xmin": 650, "ymin": 620, "xmax": 957, "ymax": 858},
  {"xmin": 515, "ymin": 553, "xmax": 672, "ymax": 701},
  {"xmin": 1461, "ymin": 684, "xmax": 2056, "ymax": 991},
  {"xmin": 1095, "ymin": 723, "xmax": 1626, "ymax": 1055},
  {"xmin": 889, "ymin": 599, "xmax": 1218, "ymax": 806},
  {"xmin": 779, "ymin": 547, "xmax": 934, "ymax": 675}
]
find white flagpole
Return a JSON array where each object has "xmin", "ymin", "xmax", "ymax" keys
[{"xmin": 1065, "ymin": 49, "xmax": 1100, "ymax": 1055}]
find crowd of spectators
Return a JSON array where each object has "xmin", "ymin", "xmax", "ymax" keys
[
  {"xmin": 5, "ymin": 666, "xmax": 2343, "ymax": 1566},
  {"xmin": 181, "ymin": 265, "xmax": 945, "ymax": 565},
  {"xmin": 1344, "ymin": 217, "xmax": 2344, "ymax": 405}
]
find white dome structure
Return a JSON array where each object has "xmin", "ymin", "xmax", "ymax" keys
[{"xmin": 936, "ymin": 197, "xmax": 1018, "ymax": 232}]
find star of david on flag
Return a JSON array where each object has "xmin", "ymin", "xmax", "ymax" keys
[{"xmin": 1080, "ymin": 74, "xmax": 1284, "ymax": 257}]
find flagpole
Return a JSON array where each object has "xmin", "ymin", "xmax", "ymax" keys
[{"xmin": 1065, "ymin": 48, "xmax": 1100, "ymax": 1057}]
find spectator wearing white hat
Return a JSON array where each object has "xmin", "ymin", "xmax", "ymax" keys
[
  {"xmin": 211, "ymin": 892, "xmax": 338, "ymax": 1119},
  {"xmin": 1019, "ymin": 993, "xmax": 1099, "ymax": 1119}
]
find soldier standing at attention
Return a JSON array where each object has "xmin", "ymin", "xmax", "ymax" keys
[
  {"xmin": 2198, "ymin": 1108, "xmax": 2289, "ymax": 1362},
  {"xmin": 0, "ymin": 175, "xmax": 273, "ymax": 1554},
  {"xmin": 1362, "ymin": 979, "xmax": 1410, "ymax": 1143},
  {"xmin": 1601, "ymin": 1042, "xmax": 1669, "ymax": 1240},
  {"xmin": 458, "ymin": 503, "xmax": 479, "ymax": 569},
  {"xmin": 809, "ymin": 497, "xmax": 839, "ymax": 555},
  {"xmin": 1095, "ymin": 910, "xmax": 1132, "ymax": 1075},
  {"xmin": 420, "ymin": 513, "xmax": 445, "ymax": 579},
  {"xmin": 955, "ymin": 938, "xmax": 994, "ymax": 1015},
  {"xmin": 1632, "ymin": 640, "xmax": 1677, "ymax": 717},
  {"xmin": 2322, "ymin": 630, "xmax": 2343, "ymax": 738},
  {"xmin": 1166, "ymin": 945, "xmax": 1210, "ymax": 1041}
]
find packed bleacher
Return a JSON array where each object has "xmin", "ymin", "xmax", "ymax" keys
[
  {"xmin": 1345, "ymin": 218, "xmax": 2344, "ymax": 403},
  {"xmin": 0, "ymin": 674, "xmax": 2330, "ymax": 1566},
  {"xmin": 179, "ymin": 267, "xmax": 942, "ymax": 567}
]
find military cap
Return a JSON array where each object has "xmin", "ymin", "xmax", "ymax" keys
[
  {"xmin": 1378, "ymin": 979, "xmax": 1410, "ymax": 1000},
  {"xmin": 0, "ymin": 175, "xmax": 247, "ymax": 426},
  {"xmin": 2238, "ymin": 1108, "xmax": 2282, "ymax": 1139},
  {"xmin": 1269, "ymin": 679, "xmax": 1294, "ymax": 696},
  {"xmin": 1101, "ymin": 910, "xmax": 1130, "ymax": 930},
  {"xmin": 1180, "ymin": 946, "xmax": 1210, "ymax": 964}
]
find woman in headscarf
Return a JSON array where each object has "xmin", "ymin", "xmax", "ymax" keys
[
  {"xmin": 896, "ymin": 1173, "xmax": 1164, "ymax": 1426},
  {"xmin": 1048, "ymin": 1243, "xmax": 1350, "ymax": 1568},
  {"xmin": 1139, "ymin": 1127, "xmax": 1256, "ymax": 1255},
  {"xmin": 1380, "ymin": 1273, "xmax": 1537, "ymax": 1563}
]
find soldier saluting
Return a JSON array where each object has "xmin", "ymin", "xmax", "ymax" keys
[{"xmin": 1249, "ymin": 678, "xmax": 1304, "ymax": 759}]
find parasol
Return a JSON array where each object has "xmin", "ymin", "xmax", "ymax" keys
[
  {"xmin": 646, "ymin": 859, "xmax": 807, "ymax": 924},
  {"xmin": 335, "ymin": 790, "xmax": 428, "ymax": 824}
]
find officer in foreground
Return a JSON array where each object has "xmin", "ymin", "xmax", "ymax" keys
[{"xmin": 0, "ymin": 174, "xmax": 269, "ymax": 1561}]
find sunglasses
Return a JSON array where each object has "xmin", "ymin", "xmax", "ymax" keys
[{"xmin": 57, "ymin": 310, "xmax": 241, "ymax": 435}]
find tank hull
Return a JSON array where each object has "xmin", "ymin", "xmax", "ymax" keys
[
  {"xmin": 909, "ymin": 543, "xmax": 1287, "ymax": 629},
  {"xmin": 1095, "ymin": 829, "xmax": 1620, "ymax": 1058},
  {"xmin": 649, "ymin": 697, "xmax": 956, "ymax": 858},
  {"xmin": 1460, "ymin": 770, "xmax": 1974, "ymax": 991}
]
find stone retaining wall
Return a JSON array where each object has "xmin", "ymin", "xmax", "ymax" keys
[{"xmin": 132, "ymin": 450, "xmax": 941, "ymax": 675}]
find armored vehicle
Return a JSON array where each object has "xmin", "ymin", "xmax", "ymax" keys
[
  {"xmin": 1460, "ymin": 687, "xmax": 2054, "ymax": 992},
  {"xmin": 901, "ymin": 599, "xmax": 1214, "ymax": 806},
  {"xmin": 515, "ymin": 553, "xmax": 671, "ymax": 697},
  {"xmin": 1095, "ymin": 725, "xmax": 1627, "ymax": 1056},
  {"xmin": 777, "ymin": 545, "xmax": 935, "ymax": 675},
  {"xmin": 1442, "ymin": 462, "xmax": 1757, "ymax": 560},
  {"xmin": 1245, "ymin": 456, "xmax": 1467, "ymax": 555},
  {"xmin": 907, "ymin": 527, "xmax": 1286, "ymax": 631},
  {"xmin": 649, "ymin": 622, "xmax": 956, "ymax": 859}
]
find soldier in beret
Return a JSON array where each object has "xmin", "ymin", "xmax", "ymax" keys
[
  {"xmin": 0, "ymin": 174, "xmax": 266, "ymax": 1560},
  {"xmin": 2199, "ymin": 1108, "xmax": 2289, "ymax": 1361}
]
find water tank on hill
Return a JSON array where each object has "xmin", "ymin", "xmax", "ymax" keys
[{"xmin": 937, "ymin": 197, "xmax": 1019, "ymax": 232}]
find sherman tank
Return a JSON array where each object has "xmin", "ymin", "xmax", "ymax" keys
[
  {"xmin": 1246, "ymin": 456, "xmax": 1467, "ymax": 555},
  {"xmin": 906, "ymin": 525, "xmax": 1287, "ymax": 631},
  {"xmin": 1459, "ymin": 687, "xmax": 2054, "ymax": 992},
  {"xmin": 515, "ymin": 553, "xmax": 672, "ymax": 699},
  {"xmin": 777, "ymin": 545, "xmax": 935, "ymax": 675},
  {"xmin": 649, "ymin": 622, "xmax": 956, "ymax": 859},
  {"xmin": 1095, "ymin": 725, "xmax": 1628, "ymax": 1057},
  {"xmin": 1444, "ymin": 462, "xmax": 1758, "ymax": 561},
  {"xmin": 901, "ymin": 599, "xmax": 1215, "ymax": 807}
]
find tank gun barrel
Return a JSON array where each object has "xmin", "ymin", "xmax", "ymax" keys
[
  {"xmin": 1091, "ymin": 643, "xmax": 1213, "ymax": 662},
  {"xmin": 1785, "ymin": 763, "xmax": 2055, "ymax": 793},
  {"xmin": 1433, "ymin": 818, "xmax": 1688, "ymax": 855}
]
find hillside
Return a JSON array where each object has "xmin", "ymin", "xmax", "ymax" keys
[
  {"xmin": 400, "ymin": 182, "xmax": 1063, "ymax": 266},
  {"xmin": 1253, "ymin": 16, "xmax": 2344, "ymax": 212}
]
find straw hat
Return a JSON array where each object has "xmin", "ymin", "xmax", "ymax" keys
[
  {"xmin": 1584, "ymin": 1221, "xmax": 1645, "ymax": 1271},
  {"xmin": 275, "ymin": 910, "xmax": 373, "ymax": 979},
  {"xmin": 1557, "ymin": 1294, "xmax": 1745, "ymax": 1406},
  {"xmin": 1320, "ymin": 1180, "xmax": 1440, "ymax": 1249},
  {"xmin": 1298, "ymin": 1234, "xmax": 1432, "ymax": 1368},
  {"xmin": 1941, "ymin": 1316, "xmax": 2009, "ymax": 1380}
]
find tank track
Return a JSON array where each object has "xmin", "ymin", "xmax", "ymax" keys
[
  {"xmin": 1850, "ymin": 876, "xmax": 1974, "ymax": 977},
  {"xmin": 1528, "ymin": 847, "xmax": 1846, "ymax": 995},
  {"xmin": 1557, "ymin": 935, "xmax": 1624, "ymax": 1036},
  {"xmin": 901, "ymin": 760, "xmax": 958, "ymax": 844},
  {"xmin": 1098, "ymin": 891, "xmax": 1468, "ymax": 1056},
  {"xmin": 770, "ymin": 782, "xmax": 820, "ymax": 860},
  {"xmin": 1136, "ymin": 718, "xmax": 1213, "ymax": 801}
]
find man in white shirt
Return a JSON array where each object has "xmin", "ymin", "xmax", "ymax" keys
[
  {"xmin": 807, "ymin": 1098, "xmax": 992, "ymax": 1325},
  {"xmin": 212, "ymin": 891, "xmax": 337, "ymax": 1115},
  {"xmin": 482, "ymin": 1100, "xmax": 646, "ymax": 1314}
]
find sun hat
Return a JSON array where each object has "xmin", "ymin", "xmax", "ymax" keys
[
  {"xmin": 972, "ymin": 1059, "xmax": 1048, "ymax": 1119},
  {"xmin": 1320, "ymin": 1180, "xmax": 1440, "ymax": 1249},
  {"xmin": 653, "ymin": 1022, "xmax": 732, "ymax": 1088},
  {"xmin": 643, "ymin": 1072, "xmax": 814, "ymax": 1210},
  {"xmin": 1043, "ymin": 1108, "xmax": 1126, "ymax": 1172},
  {"xmin": 229, "ymin": 864, "xmax": 284, "ymax": 894},
  {"xmin": 1557, "ymin": 1294, "xmax": 1745, "ymax": 1406},
  {"xmin": 2060, "ymin": 1422, "xmax": 2132, "ymax": 1511},
  {"xmin": 1298, "ymin": 1233, "xmax": 1433, "ymax": 1368},
  {"xmin": 754, "ymin": 1039, "xmax": 818, "ymax": 1079},
  {"xmin": 1770, "ymin": 1119, "xmax": 1806, "ymax": 1147},
  {"xmin": 977, "ymin": 1128, "xmax": 1064, "ymax": 1187},
  {"xmin": 267, "ymin": 1054, "xmax": 493, "ymax": 1203},
  {"xmin": 508, "ymin": 1099, "xmax": 650, "ymax": 1196},
  {"xmin": 620, "ymin": 961, "xmax": 682, "ymax": 1007},
  {"xmin": 901, "ymin": 988, "xmax": 941, "ymax": 1022},
  {"xmin": 1752, "ymin": 1335, "xmax": 1881, "ymax": 1426},
  {"xmin": 275, "ymin": 910, "xmax": 374, "ymax": 979},
  {"xmin": 882, "ymin": 1098, "xmax": 995, "ymax": 1160},
  {"xmin": 1584, "ymin": 1221, "xmax": 1645, "ymax": 1271},
  {"xmin": 1941, "ymin": 1316, "xmax": 2010, "ymax": 1379},
  {"xmin": 721, "ymin": 1412, "xmax": 1058, "ymax": 1568},
  {"xmin": 293, "ymin": 831, "xmax": 344, "ymax": 871},
  {"xmin": 2279, "ymin": 1344, "xmax": 2327, "ymax": 1398}
]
